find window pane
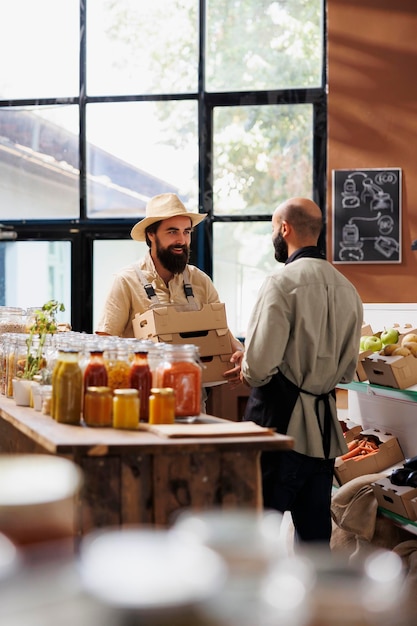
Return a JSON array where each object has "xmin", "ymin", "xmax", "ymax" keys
[
  {"xmin": 93, "ymin": 240, "xmax": 148, "ymax": 332},
  {"xmin": 0, "ymin": 241, "xmax": 71, "ymax": 320},
  {"xmin": 87, "ymin": 0, "xmax": 198, "ymax": 96},
  {"xmin": 206, "ymin": 0, "xmax": 323, "ymax": 92},
  {"xmin": 213, "ymin": 222, "xmax": 277, "ymax": 338},
  {"xmin": 0, "ymin": 107, "xmax": 80, "ymax": 220},
  {"xmin": 213, "ymin": 104, "xmax": 313, "ymax": 215},
  {"xmin": 0, "ymin": 0, "xmax": 79, "ymax": 99},
  {"xmin": 86, "ymin": 101, "xmax": 199, "ymax": 218}
]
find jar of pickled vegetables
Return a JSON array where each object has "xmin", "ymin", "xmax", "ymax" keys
[
  {"xmin": 84, "ymin": 386, "xmax": 113, "ymax": 427},
  {"xmin": 149, "ymin": 387, "xmax": 175, "ymax": 424},
  {"xmin": 52, "ymin": 349, "xmax": 82, "ymax": 424},
  {"xmin": 129, "ymin": 349, "xmax": 152, "ymax": 422},
  {"xmin": 155, "ymin": 344, "xmax": 201, "ymax": 418},
  {"xmin": 113, "ymin": 388, "xmax": 139, "ymax": 430}
]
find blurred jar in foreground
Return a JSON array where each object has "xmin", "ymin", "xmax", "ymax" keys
[
  {"xmin": 0, "ymin": 455, "xmax": 83, "ymax": 547},
  {"xmin": 78, "ymin": 527, "xmax": 227, "ymax": 623},
  {"xmin": 261, "ymin": 546, "xmax": 409, "ymax": 626},
  {"xmin": 174, "ymin": 508, "xmax": 285, "ymax": 626}
]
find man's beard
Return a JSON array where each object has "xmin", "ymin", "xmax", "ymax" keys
[
  {"xmin": 273, "ymin": 231, "xmax": 288, "ymax": 263},
  {"xmin": 156, "ymin": 239, "xmax": 190, "ymax": 274}
]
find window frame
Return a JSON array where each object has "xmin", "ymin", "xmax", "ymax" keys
[{"xmin": 0, "ymin": 0, "xmax": 327, "ymax": 333}]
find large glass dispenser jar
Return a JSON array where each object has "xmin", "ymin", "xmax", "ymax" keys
[{"xmin": 155, "ymin": 344, "xmax": 202, "ymax": 419}]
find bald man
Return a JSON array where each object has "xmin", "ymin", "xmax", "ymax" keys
[{"xmin": 241, "ymin": 197, "xmax": 363, "ymax": 546}]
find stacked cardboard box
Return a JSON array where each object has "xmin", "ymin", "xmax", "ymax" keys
[{"xmin": 132, "ymin": 303, "xmax": 233, "ymax": 385}]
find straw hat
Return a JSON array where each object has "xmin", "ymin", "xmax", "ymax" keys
[{"xmin": 131, "ymin": 193, "xmax": 207, "ymax": 242}]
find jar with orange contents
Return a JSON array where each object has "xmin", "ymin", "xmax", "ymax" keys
[
  {"xmin": 149, "ymin": 387, "xmax": 175, "ymax": 424},
  {"xmin": 83, "ymin": 386, "xmax": 113, "ymax": 427},
  {"xmin": 155, "ymin": 344, "xmax": 202, "ymax": 419}
]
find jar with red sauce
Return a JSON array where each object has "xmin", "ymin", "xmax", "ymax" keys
[
  {"xmin": 155, "ymin": 344, "xmax": 201, "ymax": 419},
  {"xmin": 84, "ymin": 349, "xmax": 108, "ymax": 389},
  {"xmin": 129, "ymin": 349, "xmax": 152, "ymax": 422}
]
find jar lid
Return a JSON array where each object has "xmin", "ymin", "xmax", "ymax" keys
[
  {"xmin": 113, "ymin": 388, "xmax": 139, "ymax": 396},
  {"xmin": 86, "ymin": 386, "xmax": 112, "ymax": 395},
  {"xmin": 150, "ymin": 387, "xmax": 175, "ymax": 396}
]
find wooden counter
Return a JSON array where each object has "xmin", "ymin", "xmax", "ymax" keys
[{"xmin": 0, "ymin": 397, "xmax": 293, "ymax": 538}]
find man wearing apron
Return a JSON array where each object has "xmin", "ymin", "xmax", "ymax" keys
[
  {"xmin": 241, "ymin": 197, "xmax": 363, "ymax": 545},
  {"xmin": 96, "ymin": 193, "xmax": 244, "ymax": 384}
]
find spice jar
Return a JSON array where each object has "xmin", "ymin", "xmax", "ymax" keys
[
  {"xmin": 129, "ymin": 349, "xmax": 152, "ymax": 422},
  {"xmin": 84, "ymin": 386, "xmax": 113, "ymax": 427},
  {"xmin": 155, "ymin": 344, "xmax": 202, "ymax": 418},
  {"xmin": 113, "ymin": 388, "xmax": 139, "ymax": 430},
  {"xmin": 149, "ymin": 387, "xmax": 175, "ymax": 424},
  {"xmin": 52, "ymin": 349, "xmax": 82, "ymax": 425}
]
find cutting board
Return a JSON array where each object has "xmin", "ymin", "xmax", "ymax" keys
[{"xmin": 139, "ymin": 420, "xmax": 275, "ymax": 438}]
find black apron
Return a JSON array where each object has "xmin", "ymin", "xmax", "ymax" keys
[{"xmin": 243, "ymin": 370, "xmax": 335, "ymax": 459}]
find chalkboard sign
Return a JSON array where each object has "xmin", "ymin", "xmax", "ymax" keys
[{"xmin": 332, "ymin": 168, "xmax": 401, "ymax": 264}]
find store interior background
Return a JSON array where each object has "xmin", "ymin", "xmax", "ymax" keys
[{"xmin": 327, "ymin": 1, "xmax": 417, "ymax": 301}]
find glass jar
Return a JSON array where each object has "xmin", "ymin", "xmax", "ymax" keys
[
  {"xmin": 0, "ymin": 306, "xmax": 26, "ymax": 334},
  {"xmin": 129, "ymin": 350, "xmax": 152, "ymax": 422},
  {"xmin": 84, "ymin": 350, "xmax": 108, "ymax": 389},
  {"xmin": 149, "ymin": 387, "xmax": 175, "ymax": 424},
  {"xmin": 52, "ymin": 350, "xmax": 82, "ymax": 424},
  {"xmin": 113, "ymin": 388, "xmax": 139, "ymax": 430},
  {"xmin": 105, "ymin": 343, "xmax": 131, "ymax": 392},
  {"xmin": 155, "ymin": 344, "xmax": 202, "ymax": 418},
  {"xmin": 84, "ymin": 386, "xmax": 113, "ymax": 427}
]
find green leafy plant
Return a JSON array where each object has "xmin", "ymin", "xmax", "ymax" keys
[{"xmin": 21, "ymin": 300, "xmax": 65, "ymax": 380}]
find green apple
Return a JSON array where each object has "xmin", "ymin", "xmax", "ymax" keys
[
  {"xmin": 362, "ymin": 335, "xmax": 383, "ymax": 352},
  {"xmin": 360, "ymin": 335, "xmax": 373, "ymax": 351},
  {"xmin": 381, "ymin": 327, "xmax": 400, "ymax": 346}
]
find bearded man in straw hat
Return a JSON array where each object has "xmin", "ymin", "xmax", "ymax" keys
[{"xmin": 96, "ymin": 193, "xmax": 244, "ymax": 384}]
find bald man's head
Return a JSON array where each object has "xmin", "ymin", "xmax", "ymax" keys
[{"xmin": 274, "ymin": 197, "xmax": 323, "ymax": 243}]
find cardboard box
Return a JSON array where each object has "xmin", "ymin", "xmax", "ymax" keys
[
  {"xmin": 334, "ymin": 429, "xmax": 404, "ymax": 485},
  {"xmin": 362, "ymin": 353, "xmax": 417, "ymax": 389},
  {"xmin": 200, "ymin": 353, "xmax": 233, "ymax": 385},
  {"xmin": 372, "ymin": 476, "xmax": 417, "ymax": 520},
  {"xmin": 348, "ymin": 390, "xmax": 417, "ymax": 459},
  {"xmin": 157, "ymin": 328, "xmax": 232, "ymax": 358},
  {"xmin": 355, "ymin": 350, "xmax": 372, "ymax": 382},
  {"xmin": 343, "ymin": 424, "xmax": 363, "ymax": 444},
  {"xmin": 133, "ymin": 303, "xmax": 228, "ymax": 339},
  {"xmin": 390, "ymin": 323, "xmax": 417, "ymax": 343},
  {"xmin": 410, "ymin": 497, "xmax": 417, "ymax": 520},
  {"xmin": 361, "ymin": 323, "xmax": 374, "ymax": 337}
]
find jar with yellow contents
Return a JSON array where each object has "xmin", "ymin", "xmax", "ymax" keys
[
  {"xmin": 149, "ymin": 387, "xmax": 176, "ymax": 424},
  {"xmin": 112, "ymin": 388, "xmax": 139, "ymax": 430},
  {"xmin": 105, "ymin": 343, "xmax": 131, "ymax": 392}
]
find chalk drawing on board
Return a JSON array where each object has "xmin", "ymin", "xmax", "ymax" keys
[{"xmin": 332, "ymin": 168, "xmax": 401, "ymax": 264}]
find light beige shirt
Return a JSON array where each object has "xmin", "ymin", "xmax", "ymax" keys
[
  {"xmin": 96, "ymin": 252, "xmax": 236, "ymax": 343},
  {"xmin": 242, "ymin": 258, "xmax": 363, "ymax": 458}
]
